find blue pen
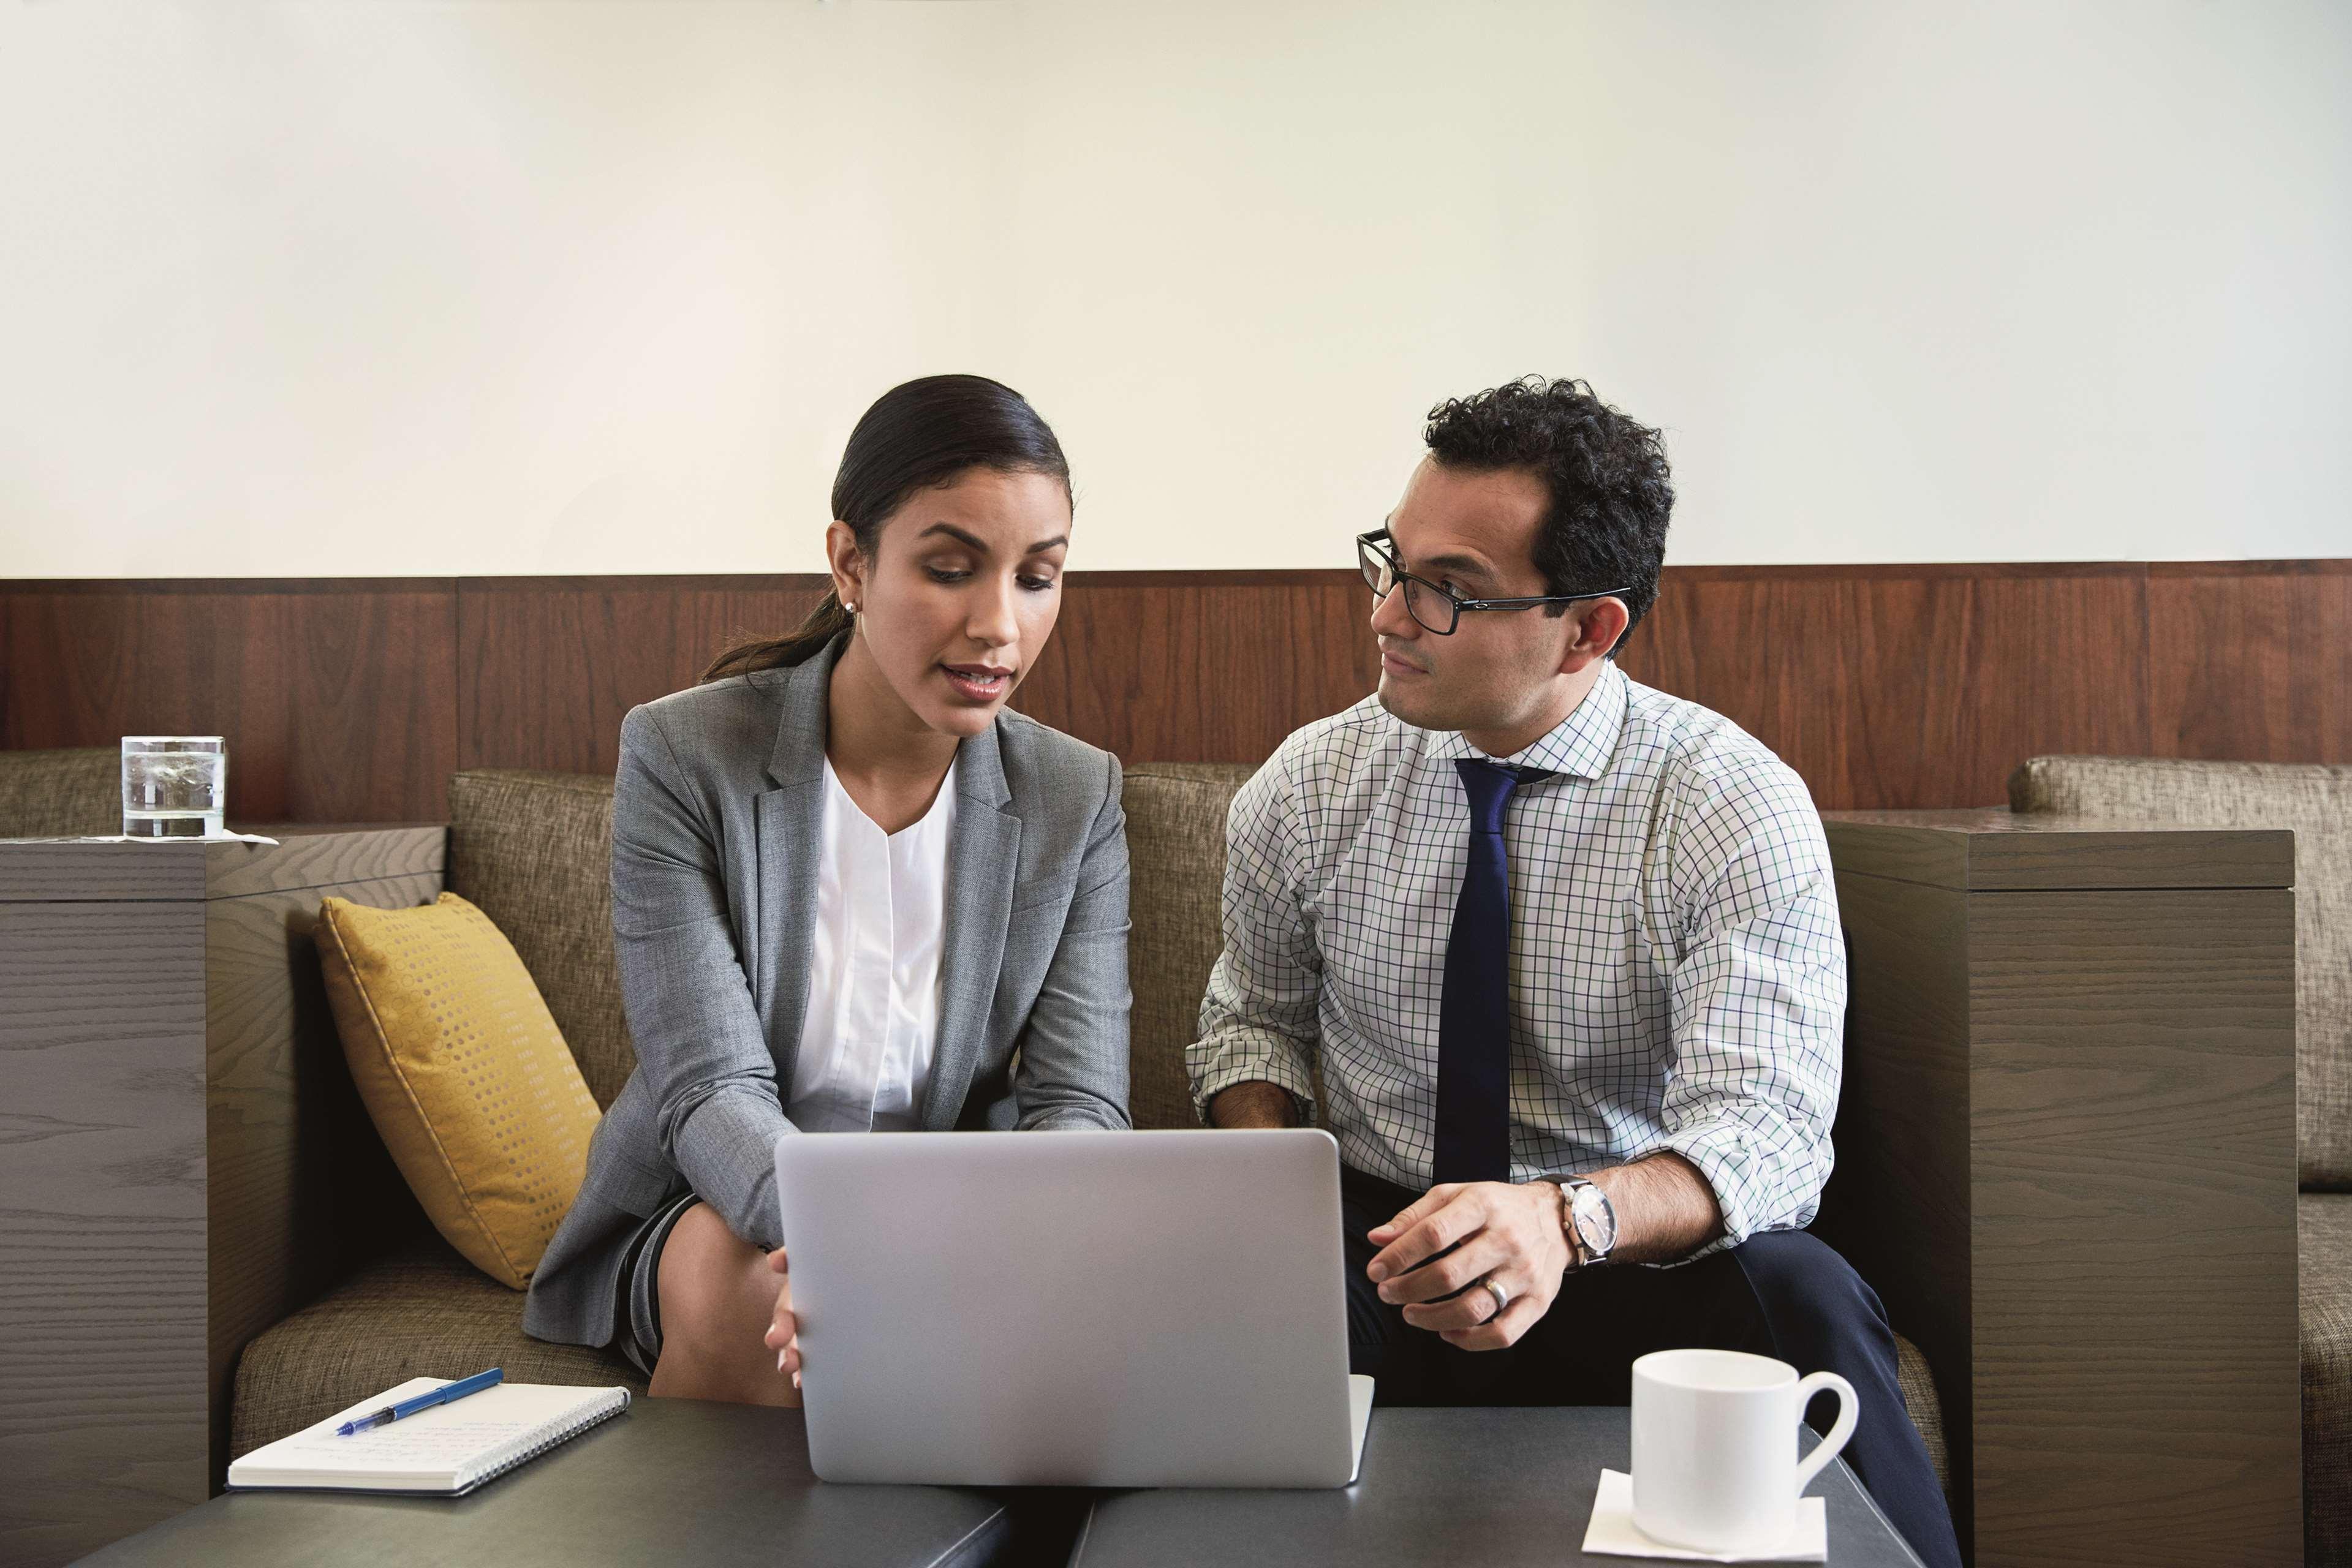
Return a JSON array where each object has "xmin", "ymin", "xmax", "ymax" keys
[{"xmin": 337, "ymin": 1368, "xmax": 504, "ymax": 1436}]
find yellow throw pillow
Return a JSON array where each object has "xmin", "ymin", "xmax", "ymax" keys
[{"xmin": 316, "ymin": 892, "xmax": 602, "ymax": 1290}]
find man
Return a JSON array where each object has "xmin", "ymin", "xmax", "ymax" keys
[{"xmin": 1187, "ymin": 377, "xmax": 1961, "ymax": 1568}]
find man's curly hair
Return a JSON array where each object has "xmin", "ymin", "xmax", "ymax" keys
[{"xmin": 1423, "ymin": 377, "xmax": 1673, "ymax": 658}]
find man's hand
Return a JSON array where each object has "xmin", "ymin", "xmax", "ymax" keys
[
  {"xmin": 1364, "ymin": 1181, "xmax": 1573, "ymax": 1351},
  {"xmin": 759, "ymin": 1246, "xmax": 800, "ymax": 1388},
  {"xmin": 1207, "ymin": 1080, "xmax": 1299, "ymax": 1129}
]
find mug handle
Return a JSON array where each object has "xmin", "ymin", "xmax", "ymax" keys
[{"xmin": 1790, "ymin": 1371, "xmax": 1859, "ymax": 1496}]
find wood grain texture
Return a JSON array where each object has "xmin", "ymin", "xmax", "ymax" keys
[
  {"xmin": 1813, "ymin": 867, "xmax": 1976, "ymax": 1553},
  {"xmin": 456, "ymin": 571, "xmax": 1382, "ymax": 771},
  {"xmin": 0, "ymin": 899, "xmax": 209, "ymax": 1568},
  {"xmin": 201, "ymin": 825, "xmax": 444, "ymax": 902},
  {"xmin": 1824, "ymin": 810, "xmax": 2298, "ymax": 892},
  {"xmin": 203, "ymin": 867, "xmax": 442, "ymax": 1491},
  {"xmin": 456, "ymin": 576, "xmax": 830, "ymax": 775},
  {"xmin": 0, "ymin": 832, "xmax": 450, "ymax": 1545},
  {"xmin": 1014, "ymin": 573, "xmax": 1378, "ymax": 763},
  {"xmin": 1967, "ymin": 888, "xmax": 2299, "ymax": 1568},
  {"xmin": 2147, "ymin": 560, "xmax": 2352, "ymax": 766},
  {"xmin": 1827, "ymin": 816, "xmax": 2301, "ymax": 1568},
  {"xmin": 0, "ymin": 582, "xmax": 458, "ymax": 821},
  {"xmin": 1621, "ymin": 567, "xmax": 2155, "ymax": 812},
  {"xmin": 0, "ymin": 840, "xmax": 212, "ymax": 902},
  {"xmin": 6, "ymin": 562, "xmax": 2348, "ymax": 819},
  {"xmin": 0, "ymin": 829, "xmax": 445, "ymax": 905}
]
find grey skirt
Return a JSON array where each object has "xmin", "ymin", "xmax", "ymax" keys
[{"xmin": 611, "ymin": 1191, "xmax": 700, "ymax": 1378}]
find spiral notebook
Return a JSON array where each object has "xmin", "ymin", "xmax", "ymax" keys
[{"xmin": 226, "ymin": 1377, "xmax": 632, "ymax": 1495}]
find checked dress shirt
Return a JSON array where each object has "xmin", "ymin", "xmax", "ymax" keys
[{"xmin": 1187, "ymin": 660, "xmax": 1847, "ymax": 1258}]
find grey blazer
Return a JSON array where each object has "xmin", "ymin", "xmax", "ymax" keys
[{"xmin": 523, "ymin": 635, "xmax": 1132, "ymax": 1349}]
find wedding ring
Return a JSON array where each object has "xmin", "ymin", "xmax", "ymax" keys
[{"xmin": 1481, "ymin": 1277, "xmax": 1510, "ymax": 1319}]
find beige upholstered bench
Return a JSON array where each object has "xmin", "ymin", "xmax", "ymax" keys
[{"xmin": 0, "ymin": 747, "xmax": 1946, "ymax": 1491}]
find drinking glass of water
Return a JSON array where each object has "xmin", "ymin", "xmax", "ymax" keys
[{"xmin": 121, "ymin": 737, "xmax": 227, "ymax": 839}]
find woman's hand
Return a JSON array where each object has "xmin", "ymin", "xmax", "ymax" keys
[{"xmin": 760, "ymin": 1246, "xmax": 800, "ymax": 1388}]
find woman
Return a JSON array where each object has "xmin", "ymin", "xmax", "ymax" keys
[{"xmin": 523, "ymin": 375, "xmax": 1132, "ymax": 1404}]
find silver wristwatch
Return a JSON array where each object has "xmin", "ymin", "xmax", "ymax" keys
[{"xmin": 1556, "ymin": 1176, "xmax": 1618, "ymax": 1267}]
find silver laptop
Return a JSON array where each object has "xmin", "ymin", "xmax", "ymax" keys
[{"xmin": 772, "ymin": 1127, "xmax": 1374, "ymax": 1488}]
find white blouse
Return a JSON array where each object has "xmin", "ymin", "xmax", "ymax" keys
[{"xmin": 785, "ymin": 757, "xmax": 958, "ymax": 1133}]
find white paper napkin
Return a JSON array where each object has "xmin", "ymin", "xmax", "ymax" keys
[
  {"xmin": 36, "ymin": 832, "xmax": 281, "ymax": 846},
  {"xmin": 1581, "ymin": 1470, "xmax": 1826, "ymax": 1562}
]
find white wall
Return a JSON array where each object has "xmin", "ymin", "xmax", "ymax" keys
[{"xmin": 4, "ymin": 0, "xmax": 2347, "ymax": 577}]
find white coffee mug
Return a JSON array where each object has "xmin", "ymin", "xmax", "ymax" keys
[{"xmin": 1630, "ymin": 1348, "xmax": 1858, "ymax": 1554}]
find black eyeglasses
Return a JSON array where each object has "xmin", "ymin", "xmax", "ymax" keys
[{"xmin": 1355, "ymin": 530, "xmax": 1628, "ymax": 636}]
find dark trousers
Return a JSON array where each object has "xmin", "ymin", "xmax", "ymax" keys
[{"xmin": 1340, "ymin": 1166, "xmax": 1962, "ymax": 1568}]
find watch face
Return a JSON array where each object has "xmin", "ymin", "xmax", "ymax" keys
[{"xmin": 1571, "ymin": 1184, "xmax": 1616, "ymax": 1254}]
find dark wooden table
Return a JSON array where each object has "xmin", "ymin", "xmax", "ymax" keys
[
  {"xmin": 1070, "ymin": 1406, "xmax": 1926, "ymax": 1567},
  {"xmin": 76, "ymin": 1398, "xmax": 1022, "ymax": 1568},
  {"xmin": 82, "ymin": 1401, "xmax": 1922, "ymax": 1568}
]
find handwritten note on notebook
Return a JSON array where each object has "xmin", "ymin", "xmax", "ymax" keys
[{"xmin": 227, "ymin": 1377, "xmax": 631, "ymax": 1494}]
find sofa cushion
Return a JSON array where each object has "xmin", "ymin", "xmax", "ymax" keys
[
  {"xmin": 0, "ymin": 745, "xmax": 119, "ymax": 837},
  {"xmin": 230, "ymin": 1234, "xmax": 647, "ymax": 1461},
  {"xmin": 233, "ymin": 755, "xmax": 1949, "ymax": 1503},
  {"xmin": 1122, "ymin": 763, "xmax": 1258, "ymax": 1129},
  {"xmin": 317, "ymin": 891, "xmax": 603, "ymax": 1289},
  {"xmin": 2304, "ymin": 1193, "xmax": 2352, "ymax": 1564},
  {"xmin": 2010, "ymin": 755, "xmax": 2352, "ymax": 1188},
  {"xmin": 1890, "ymin": 1333, "xmax": 1946, "ymax": 1494},
  {"xmin": 448, "ymin": 769, "xmax": 638, "ymax": 1109}
]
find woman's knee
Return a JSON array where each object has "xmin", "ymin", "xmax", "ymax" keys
[{"xmin": 656, "ymin": 1203, "xmax": 769, "ymax": 1360}]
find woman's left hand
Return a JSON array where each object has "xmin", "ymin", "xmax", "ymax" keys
[{"xmin": 760, "ymin": 1246, "xmax": 800, "ymax": 1387}]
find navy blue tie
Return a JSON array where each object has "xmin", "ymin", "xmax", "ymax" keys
[{"xmin": 1435, "ymin": 759, "xmax": 1544, "ymax": 1185}]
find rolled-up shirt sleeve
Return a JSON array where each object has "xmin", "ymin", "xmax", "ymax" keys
[
  {"xmin": 1649, "ymin": 758, "xmax": 1845, "ymax": 1261},
  {"xmin": 1187, "ymin": 748, "xmax": 1323, "ymax": 1124}
]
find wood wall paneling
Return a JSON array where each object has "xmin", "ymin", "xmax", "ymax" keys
[
  {"xmin": 2146, "ymin": 559, "xmax": 2352, "ymax": 764},
  {"xmin": 4, "ymin": 564, "xmax": 2347, "ymax": 821},
  {"xmin": 1622, "ymin": 566, "xmax": 2154, "ymax": 812},
  {"xmin": 456, "ymin": 575, "xmax": 829, "ymax": 775},
  {"xmin": 1015, "ymin": 573, "xmax": 1378, "ymax": 764},
  {"xmin": 0, "ymin": 581, "xmax": 457, "ymax": 822}
]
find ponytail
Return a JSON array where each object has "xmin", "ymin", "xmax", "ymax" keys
[{"xmin": 701, "ymin": 592, "xmax": 851, "ymax": 682}]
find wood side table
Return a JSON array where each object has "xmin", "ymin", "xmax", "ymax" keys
[
  {"xmin": 1819, "ymin": 810, "xmax": 2299, "ymax": 1568},
  {"xmin": 0, "ymin": 827, "xmax": 444, "ymax": 1568}
]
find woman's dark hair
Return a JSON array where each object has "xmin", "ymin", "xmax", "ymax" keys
[
  {"xmin": 702, "ymin": 374, "xmax": 1072, "ymax": 681},
  {"xmin": 1422, "ymin": 376, "xmax": 1673, "ymax": 658}
]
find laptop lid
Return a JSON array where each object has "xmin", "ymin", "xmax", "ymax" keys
[{"xmin": 773, "ymin": 1127, "xmax": 1366, "ymax": 1488}]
